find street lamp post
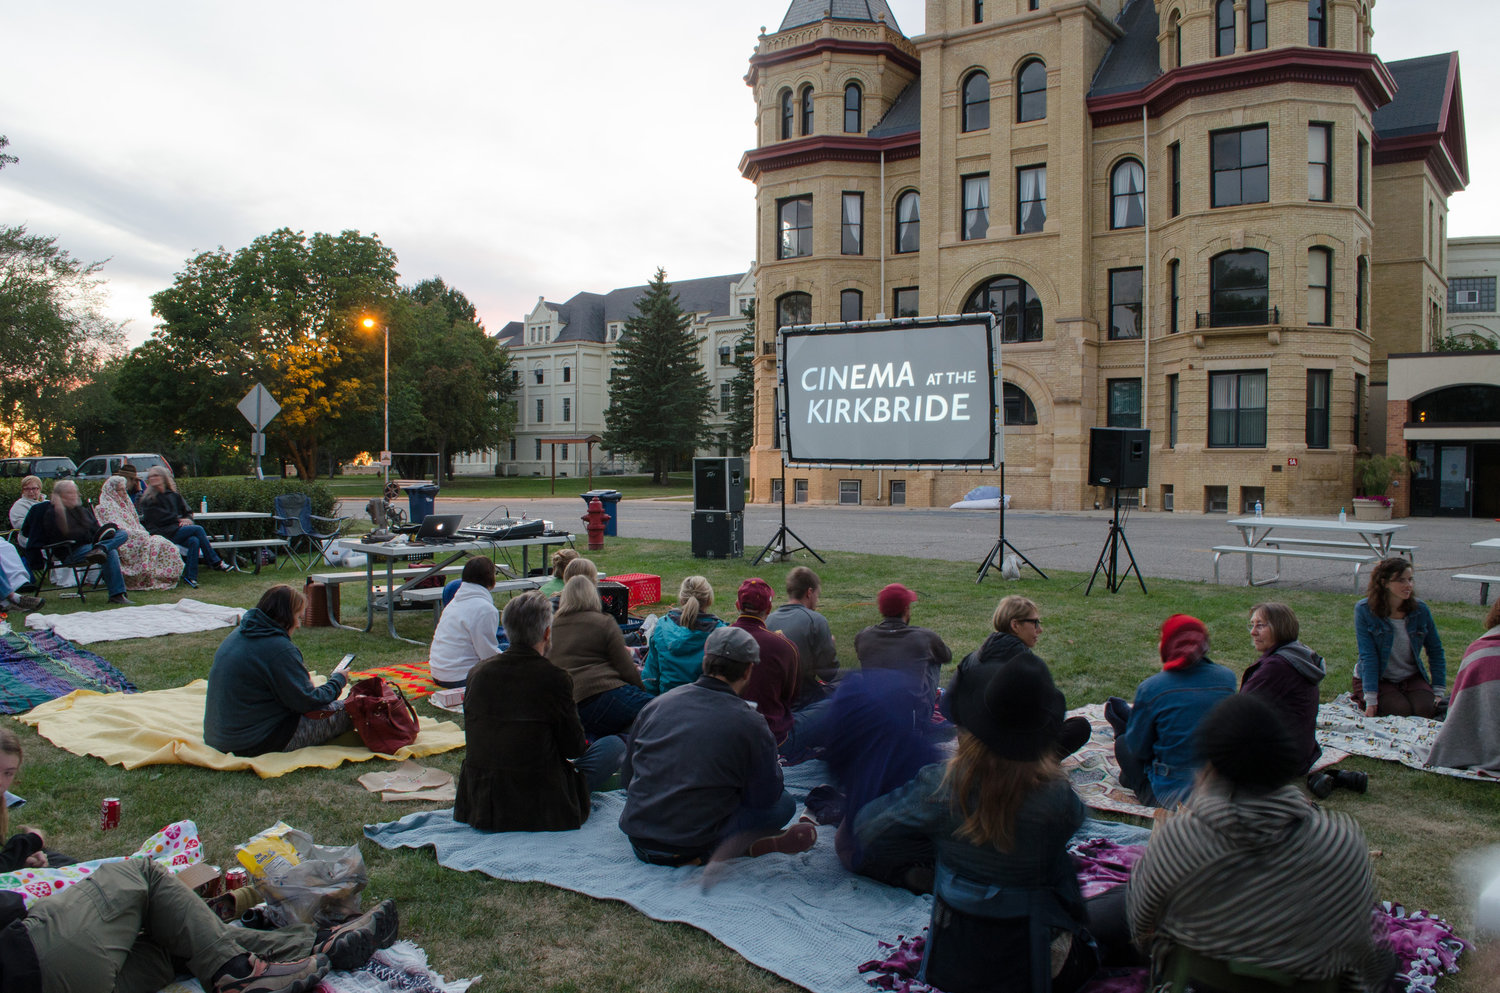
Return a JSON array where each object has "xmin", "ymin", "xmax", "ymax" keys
[{"xmin": 362, "ymin": 317, "xmax": 389, "ymax": 487}]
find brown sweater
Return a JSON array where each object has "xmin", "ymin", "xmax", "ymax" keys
[{"xmin": 548, "ymin": 609, "xmax": 641, "ymax": 702}]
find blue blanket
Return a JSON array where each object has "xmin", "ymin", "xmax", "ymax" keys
[{"xmin": 365, "ymin": 762, "xmax": 1151, "ymax": 993}]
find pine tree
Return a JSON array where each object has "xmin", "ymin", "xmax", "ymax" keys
[
  {"xmin": 603, "ymin": 268, "xmax": 713, "ymax": 483},
  {"xmin": 728, "ymin": 303, "xmax": 756, "ymax": 456}
]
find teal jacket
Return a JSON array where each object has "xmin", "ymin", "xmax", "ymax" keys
[
  {"xmin": 641, "ymin": 608, "xmax": 725, "ymax": 695},
  {"xmin": 204, "ymin": 608, "xmax": 346, "ymax": 755}
]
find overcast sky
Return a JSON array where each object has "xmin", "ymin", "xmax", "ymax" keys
[{"xmin": 2, "ymin": 1, "xmax": 1493, "ymax": 346}]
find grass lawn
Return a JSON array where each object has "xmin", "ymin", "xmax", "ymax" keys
[
  {"xmin": 316, "ymin": 473, "xmax": 695, "ymax": 501},
  {"xmin": 10, "ymin": 538, "xmax": 1498, "ymax": 991}
]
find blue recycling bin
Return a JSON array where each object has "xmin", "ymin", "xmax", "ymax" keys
[
  {"xmin": 405, "ymin": 483, "xmax": 440, "ymax": 525},
  {"xmin": 580, "ymin": 489, "xmax": 623, "ymax": 537}
]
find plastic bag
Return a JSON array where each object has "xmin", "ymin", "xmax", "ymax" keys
[{"xmin": 236, "ymin": 821, "xmax": 367, "ymax": 927}]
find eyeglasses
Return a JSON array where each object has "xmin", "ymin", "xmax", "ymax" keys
[
  {"xmin": 1248, "ymin": 621, "xmax": 1271, "ymax": 632},
  {"xmin": 1018, "ymin": 618, "xmax": 1042, "ymax": 627}
]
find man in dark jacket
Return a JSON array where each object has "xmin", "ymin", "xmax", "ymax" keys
[
  {"xmin": 854, "ymin": 584, "xmax": 951, "ymax": 726},
  {"xmin": 620, "ymin": 626, "xmax": 815, "ymax": 865}
]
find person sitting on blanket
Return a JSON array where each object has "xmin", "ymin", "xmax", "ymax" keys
[
  {"xmin": 538, "ymin": 547, "xmax": 579, "ymax": 596},
  {"xmin": 766, "ymin": 566, "xmax": 838, "ymax": 705},
  {"xmin": 620, "ymin": 625, "xmax": 817, "ymax": 866},
  {"xmin": 1425, "ymin": 597, "xmax": 1500, "ymax": 772},
  {"xmin": 204, "ymin": 585, "xmax": 354, "ymax": 756},
  {"xmin": 734, "ymin": 577, "xmax": 824, "ymax": 762},
  {"xmin": 8, "ymin": 475, "xmax": 43, "ymax": 546},
  {"xmin": 940, "ymin": 595, "xmax": 1090, "ymax": 758},
  {"xmin": 0, "ymin": 856, "xmax": 399, "ymax": 993},
  {"xmin": 854, "ymin": 583, "xmax": 951, "ymax": 728},
  {"xmin": 1105, "ymin": 614, "xmax": 1235, "ymax": 807},
  {"xmin": 1241, "ymin": 602, "xmax": 1368, "ymax": 799},
  {"xmin": 28, "ymin": 480, "xmax": 134, "ymax": 606},
  {"xmin": 550, "ymin": 575, "xmax": 650, "ymax": 740},
  {"xmin": 1354, "ymin": 557, "xmax": 1447, "ymax": 718},
  {"xmin": 429, "ymin": 555, "xmax": 501, "ymax": 690},
  {"xmin": 641, "ymin": 575, "xmax": 724, "ymax": 695},
  {"xmin": 1126, "ymin": 693, "xmax": 1392, "ymax": 992},
  {"xmin": 0, "ymin": 728, "xmax": 74, "ymax": 872},
  {"xmin": 850, "ymin": 653, "xmax": 1101, "ymax": 993},
  {"xmin": 455, "ymin": 591, "xmax": 625, "ymax": 832}
]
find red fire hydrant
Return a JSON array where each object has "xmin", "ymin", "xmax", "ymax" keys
[{"xmin": 582, "ymin": 496, "xmax": 610, "ymax": 551}]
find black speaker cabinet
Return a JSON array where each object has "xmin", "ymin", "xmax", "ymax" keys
[
  {"xmin": 693, "ymin": 457, "xmax": 746, "ymax": 512},
  {"xmin": 1088, "ymin": 428, "xmax": 1150, "ymax": 488},
  {"xmin": 597, "ymin": 581, "xmax": 630, "ymax": 624},
  {"xmin": 691, "ymin": 511, "xmax": 743, "ymax": 559}
]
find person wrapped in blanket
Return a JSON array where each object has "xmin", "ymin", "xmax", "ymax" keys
[
  {"xmin": 1127, "ymin": 693, "xmax": 1394, "ymax": 991},
  {"xmin": 1425, "ymin": 597, "xmax": 1500, "ymax": 772}
]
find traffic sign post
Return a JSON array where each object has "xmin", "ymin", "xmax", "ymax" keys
[{"xmin": 237, "ymin": 384, "xmax": 281, "ymax": 480}]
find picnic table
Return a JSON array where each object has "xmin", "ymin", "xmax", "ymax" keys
[
  {"xmin": 193, "ymin": 511, "xmax": 288, "ymax": 574},
  {"xmin": 1454, "ymin": 538, "xmax": 1500, "ymax": 604},
  {"xmin": 1213, "ymin": 515, "xmax": 1410, "ymax": 591}
]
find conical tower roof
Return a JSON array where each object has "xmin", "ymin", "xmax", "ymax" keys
[{"xmin": 777, "ymin": 0, "xmax": 901, "ymax": 33}]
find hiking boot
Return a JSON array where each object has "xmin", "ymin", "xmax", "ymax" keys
[
  {"xmin": 9, "ymin": 594, "xmax": 43, "ymax": 612},
  {"xmin": 1333, "ymin": 769, "xmax": 1369, "ymax": 794},
  {"xmin": 1307, "ymin": 772, "xmax": 1335, "ymax": 799},
  {"xmin": 747, "ymin": 822, "xmax": 817, "ymax": 857},
  {"xmin": 316, "ymin": 898, "xmax": 399, "ymax": 969},
  {"xmin": 213, "ymin": 953, "xmax": 329, "ymax": 993},
  {"xmin": 108, "ymin": 593, "xmax": 135, "ymax": 606}
]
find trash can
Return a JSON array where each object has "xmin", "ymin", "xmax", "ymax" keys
[
  {"xmin": 580, "ymin": 489, "xmax": 623, "ymax": 537},
  {"xmin": 405, "ymin": 483, "xmax": 440, "ymax": 525}
]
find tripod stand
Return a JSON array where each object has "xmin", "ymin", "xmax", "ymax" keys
[
  {"xmin": 754, "ymin": 463, "xmax": 824, "ymax": 565},
  {"xmin": 1086, "ymin": 487, "xmax": 1146, "ymax": 595},
  {"xmin": 976, "ymin": 462, "xmax": 1046, "ymax": 583}
]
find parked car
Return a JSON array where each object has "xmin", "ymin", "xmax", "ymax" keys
[
  {"xmin": 0, "ymin": 456, "xmax": 77, "ymax": 479},
  {"xmin": 73, "ymin": 453, "xmax": 169, "ymax": 481}
]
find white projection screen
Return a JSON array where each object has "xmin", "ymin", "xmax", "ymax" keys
[{"xmin": 779, "ymin": 316, "xmax": 1000, "ymax": 467}]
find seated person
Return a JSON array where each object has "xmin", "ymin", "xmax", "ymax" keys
[
  {"xmin": 550, "ymin": 575, "xmax": 650, "ymax": 740},
  {"xmin": 620, "ymin": 626, "xmax": 816, "ymax": 865},
  {"xmin": 0, "ymin": 728, "xmax": 68, "ymax": 871},
  {"xmin": 538, "ymin": 548, "xmax": 579, "ymax": 596},
  {"xmin": 454, "ymin": 591, "xmax": 624, "ymax": 832},
  {"xmin": 118, "ymin": 463, "xmax": 144, "ymax": 505},
  {"xmin": 852, "ymin": 655, "xmax": 1098, "ymax": 993},
  {"xmin": 28, "ymin": 480, "xmax": 132, "ymax": 605},
  {"xmin": 429, "ymin": 556, "xmax": 501, "ymax": 689},
  {"xmin": 563, "ymin": 555, "xmax": 598, "ymax": 584},
  {"xmin": 942, "ymin": 595, "xmax": 1089, "ymax": 757},
  {"xmin": 0, "ymin": 542, "xmax": 42, "ymax": 613},
  {"xmin": 1354, "ymin": 558, "xmax": 1446, "ymax": 718},
  {"xmin": 766, "ymin": 566, "xmax": 838, "ymax": 705},
  {"xmin": 641, "ymin": 576, "xmax": 723, "ymax": 695},
  {"xmin": 1426, "ymin": 598, "xmax": 1500, "ymax": 772},
  {"xmin": 1106, "ymin": 614, "xmax": 1235, "ymax": 807},
  {"xmin": 0, "ymin": 857, "xmax": 398, "ymax": 993},
  {"xmin": 732, "ymin": 578, "xmax": 815, "ymax": 759},
  {"xmin": 854, "ymin": 583, "xmax": 951, "ymax": 726},
  {"xmin": 8, "ymin": 475, "xmax": 43, "ymax": 546},
  {"xmin": 138, "ymin": 466, "xmax": 231, "ymax": 586},
  {"xmin": 1127, "ymin": 694, "xmax": 1389, "ymax": 991},
  {"xmin": 204, "ymin": 585, "xmax": 352, "ymax": 756},
  {"xmin": 95, "ymin": 475, "xmax": 184, "ymax": 591}
]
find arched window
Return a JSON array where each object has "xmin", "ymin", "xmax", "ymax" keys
[
  {"xmin": 844, "ymin": 82, "xmax": 862, "ymax": 133},
  {"xmin": 1414, "ymin": 385, "xmax": 1500, "ymax": 423},
  {"xmin": 1003, "ymin": 383, "xmax": 1039, "ymax": 425},
  {"xmin": 800, "ymin": 84, "xmax": 813, "ymax": 136},
  {"xmin": 964, "ymin": 275, "xmax": 1044, "ymax": 343},
  {"xmin": 1247, "ymin": 0, "xmax": 1267, "ymax": 50},
  {"xmin": 779, "ymin": 89, "xmax": 793, "ymax": 140},
  {"xmin": 776, "ymin": 292, "xmax": 812, "ymax": 329},
  {"xmin": 1168, "ymin": 10, "xmax": 1182, "ymax": 68},
  {"xmin": 895, "ymin": 191, "xmax": 920, "ymax": 254},
  {"xmin": 962, "ymin": 71, "xmax": 989, "ymax": 132},
  {"xmin": 1017, "ymin": 60, "xmax": 1046, "ymax": 122},
  {"xmin": 1215, "ymin": 0, "xmax": 1235, "ymax": 56},
  {"xmin": 1111, "ymin": 159, "xmax": 1145, "ymax": 229},
  {"xmin": 1209, "ymin": 249, "xmax": 1271, "ymax": 327}
]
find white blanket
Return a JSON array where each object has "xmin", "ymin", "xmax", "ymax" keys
[{"xmin": 25, "ymin": 598, "xmax": 245, "ymax": 644}]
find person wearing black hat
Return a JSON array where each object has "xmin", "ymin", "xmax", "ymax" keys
[
  {"xmin": 851, "ymin": 654, "xmax": 1099, "ymax": 993},
  {"xmin": 1127, "ymin": 694, "xmax": 1391, "ymax": 991}
]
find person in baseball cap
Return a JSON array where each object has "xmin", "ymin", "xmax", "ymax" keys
[
  {"xmin": 855, "ymin": 583, "xmax": 951, "ymax": 727},
  {"xmin": 733, "ymin": 578, "xmax": 806, "ymax": 759}
]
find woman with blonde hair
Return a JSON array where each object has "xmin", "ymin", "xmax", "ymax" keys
[
  {"xmin": 642, "ymin": 576, "xmax": 724, "ymax": 694},
  {"xmin": 138, "ymin": 465, "xmax": 230, "ymax": 587},
  {"xmin": 562, "ymin": 556, "xmax": 598, "ymax": 584},
  {"xmin": 95, "ymin": 475, "xmax": 185, "ymax": 591},
  {"xmin": 550, "ymin": 575, "xmax": 651, "ymax": 738},
  {"xmin": 539, "ymin": 548, "xmax": 580, "ymax": 596}
]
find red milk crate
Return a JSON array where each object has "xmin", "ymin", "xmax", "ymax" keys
[{"xmin": 610, "ymin": 573, "xmax": 662, "ymax": 609}]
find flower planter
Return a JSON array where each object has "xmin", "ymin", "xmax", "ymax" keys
[{"xmin": 1352, "ymin": 497, "xmax": 1392, "ymax": 521}]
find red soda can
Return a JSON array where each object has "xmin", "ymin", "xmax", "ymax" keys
[
  {"xmin": 224, "ymin": 867, "xmax": 249, "ymax": 890},
  {"xmin": 100, "ymin": 797, "xmax": 121, "ymax": 831}
]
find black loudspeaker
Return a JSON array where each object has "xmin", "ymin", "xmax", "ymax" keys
[
  {"xmin": 691, "ymin": 511, "xmax": 743, "ymax": 559},
  {"xmin": 597, "ymin": 581, "xmax": 630, "ymax": 624},
  {"xmin": 693, "ymin": 457, "xmax": 746, "ymax": 512},
  {"xmin": 1088, "ymin": 428, "xmax": 1150, "ymax": 488}
]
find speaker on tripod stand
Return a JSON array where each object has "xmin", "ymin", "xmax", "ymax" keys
[{"xmin": 1086, "ymin": 428, "xmax": 1149, "ymax": 595}]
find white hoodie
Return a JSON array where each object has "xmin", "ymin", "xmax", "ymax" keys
[{"xmin": 429, "ymin": 582, "xmax": 501, "ymax": 684}]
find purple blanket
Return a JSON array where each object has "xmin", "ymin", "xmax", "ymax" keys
[{"xmin": 0, "ymin": 630, "xmax": 136, "ymax": 714}]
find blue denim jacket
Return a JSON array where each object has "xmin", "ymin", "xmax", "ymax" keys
[
  {"xmin": 1354, "ymin": 598, "xmax": 1446, "ymax": 691},
  {"xmin": 1120, "ymin": 659, "xmax": 1237, "ymax": 804}
]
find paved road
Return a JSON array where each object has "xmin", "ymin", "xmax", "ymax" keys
[{"xmin": 341, "ymin": 494, "xmax": 1500, "ymax": 605}]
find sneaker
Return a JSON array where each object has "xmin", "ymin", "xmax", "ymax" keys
[
  {"xmin": 183, "ymin": 576, "xmax": 199, "ymax": 589},
  {"xmin": 84, "ymin": 548, "xmax": 108, "ymax": 565},
  {"xmin": 316, "ymin": 899, "xmax": 399, "ymax": 970},
  {"xmin": 213, "ymin": 559, "xmax": 234, "ymax": 573},
  {"xmin": 108, "ymin": 593, "xmax": 135, "ymax": 606},
  {"xmin": 747, "ymin": 822, "xmax": 817, "ymax": 858},
  {"xmin": 213, "ymin": 953, "xmax": 330, "ymax": 993},
  {"xmin": 9, "ymin": 594, "xmax": 43, "ymax": 612}
]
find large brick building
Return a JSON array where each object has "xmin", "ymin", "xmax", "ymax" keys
[{"xmin": 741, "ymin": 0, "xmax": 1468, "ymax": 514}]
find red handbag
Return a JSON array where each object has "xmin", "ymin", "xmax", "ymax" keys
[{"xmin": 344, "ymin": 676, "xmax": 421, "ymax": 753}]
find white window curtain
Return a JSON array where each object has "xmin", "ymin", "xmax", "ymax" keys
[
  {"xmin": 1113, "ymin": 161, "xmax": 1144, "ymax": 228},
  {"xmin": 1020, "ymin": 168, "xmax": 1046, "ymax": 232},
  {"xmin": 963, "ymin": 177, "xmax": 989, "ymax": 240}
]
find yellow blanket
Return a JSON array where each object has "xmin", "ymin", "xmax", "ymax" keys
[{"xmin": 17, "ymin": 679, "xmax": 464, "ymax": 779}]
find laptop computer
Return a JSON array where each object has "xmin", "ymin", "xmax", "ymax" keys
[{"xmin": 414, "ymin": 514, "xmax": 464, "ymax": 543}]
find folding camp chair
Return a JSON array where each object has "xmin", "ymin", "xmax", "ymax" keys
[
  {"xmin": 272, "ymin": 492, "xmax": 351, "ymax": 570},
  {"xmin": 19, "ymin": 503, "xmax": 100, "ymax": 601}
]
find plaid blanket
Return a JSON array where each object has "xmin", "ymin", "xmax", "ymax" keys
[
  {"xmin": 0, "ymin": 629, "xmax": 136, "ymax": 714},
  {"xmin": 349, "ymin": 660, "xmax": 439, "ymax": 701}
]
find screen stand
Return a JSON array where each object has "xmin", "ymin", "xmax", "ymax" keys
[
  {"xmin": 976, "ymin": 462, "xmax": 1046, "ymax": 583},
  {"xmin": 1086, "ymin": 487, "xmax": 1147, "ymax": 595},
  {"xmin": 753, "ymin": 462, "xmax": 824, "ymax": 565}
]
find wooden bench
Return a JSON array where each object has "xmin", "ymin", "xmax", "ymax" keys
[
  {"xmin": 308, "ymin": 564, "xmax": 469, "ymax": 625},
  {"xmin": 1453, "ymin": 573, "xmax": 1500, "ymax": 605},
  {"xmin": 399, "ymin": 578, "xmax": 540, "ymax": 622},
  {"xmin": 213, "ymin": 539, "xmax": 292, "ymax": 575},
  {"xmin": 1212, "ymin": 545, "xmax": 1374, "ymax": 591},
  {"xmin": 1262, "ymin": 537, "xmax": 1417, "ymax": 562}
]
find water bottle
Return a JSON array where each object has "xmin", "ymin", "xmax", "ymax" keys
[
  {"xmin": 200, "ymin": 497, "xmax": 208, "ymax": 514},
  {"xmin": 1339, "ymin": 506, "xmax": 1347, "ymax": 524},
  {"xmin": 1254, "ymin": 500, "xmax": 1262, "ymax": 518}
]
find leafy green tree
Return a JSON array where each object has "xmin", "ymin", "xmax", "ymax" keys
[
  {"xmin": 0, "ymin": 136, "xmax": 16, "ymax": 171},
  {"xmin": 728, "ymin": 304, "xmax": 755, "ymax": 456},
  {"xmin": 0, "ymin": 225, "xmax": 125, "ymax": 455},
  {"xmin": 603, "ymin": 268, "xmax": 713, "ymax": 483}
]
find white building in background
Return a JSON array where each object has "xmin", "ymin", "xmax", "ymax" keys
[
  {"xmin": 1445, "ymin": 237, "xmax": 1500, "ymax": 346},
  {"xmin": 450, "ymin": 268, "xmax": 757, "ymax": 477}
]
